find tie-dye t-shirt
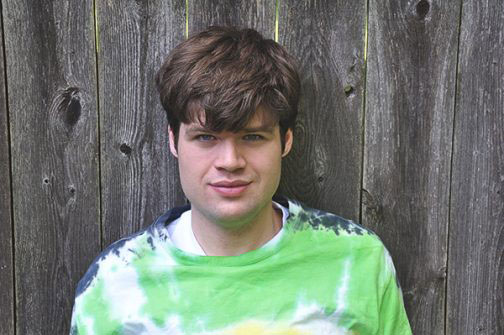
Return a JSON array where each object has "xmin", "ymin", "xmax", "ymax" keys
[{"xmin": 70, "ymin": 198, "xmax": 412, "ymax": 335}]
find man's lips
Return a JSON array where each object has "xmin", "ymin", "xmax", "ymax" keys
[
  {"xmin": 210, "ymin": 180, "xmax": 251, "ymax": 187},
  {"xmin": 209, "ymin": 180, "xmax": 251, "ymax": 196}
]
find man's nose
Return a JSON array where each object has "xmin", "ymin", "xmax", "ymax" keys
[{"xmin": 214, "ymin": 141, "xmax": 246, "ymax": 171}]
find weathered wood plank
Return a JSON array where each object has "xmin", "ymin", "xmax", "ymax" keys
[
  {"xmin": 278, "ymin": 0, "xmax": 366, "ymax": 221},
  {"xmin": 2, "ymin": 1, "xmax": 100, "ymax": 334},
  {"xmin": 189, "ymin": 0, "xmax": 275, "ymax": 39},
  {"xmin": 363, "ymin": 0, "xmax": 461, "ymax": 333},
  {"xmin": 98, "ymin": 1, "xmax": 186, "ymax": 247},
  {"xmin": 0, "ymin": 16, "xmax": 14, "ymax": 335},
  {"xmin": 447, "ymin": 0, "xmax": 504, "ymax": 334}
]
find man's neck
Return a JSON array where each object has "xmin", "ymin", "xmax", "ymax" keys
[{"xmin": 191, "ymin": 203, "xmax": 283, "ymax": 256}]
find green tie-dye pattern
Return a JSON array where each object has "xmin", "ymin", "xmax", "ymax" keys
[
  {"xmin": 134, "ymin": 249, "xmax": 176, "ymax": 327},
  {"xmin": 70, "ymin": 199, "xmax": 412, "ymax": 335},
  {"xmin": 168, "ymin": 233, "xmax": 347, "ymax": 332},
  {"xmin": 132, "ymin": 240, "xmax": 190, "ymax": 329},
  {"xmin": 79, "ymin": 279, "xmax": 122, "ymax": 334}
]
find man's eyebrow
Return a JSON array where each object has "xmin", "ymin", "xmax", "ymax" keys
[
  {"xmin": 184, "ymin": 126, "xmax": 211, "ymax": 135},
  {"xmin": 241, "ymin": 125, "xmax": 276, "ymax": 133},
  {"xmin": 184, "ymin": 124, "xmax": 276, "ymax": 134}
]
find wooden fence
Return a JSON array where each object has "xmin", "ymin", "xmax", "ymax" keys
[{"xmin": 0, "ymin": 0, "xmax": 502, "ymax": 334}]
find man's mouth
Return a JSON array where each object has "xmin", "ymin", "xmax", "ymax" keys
[{"xmin": 209, "ymin": 180, "xmax": 251, "ymax": 196}]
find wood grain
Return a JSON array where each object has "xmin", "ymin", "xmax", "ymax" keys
[
  {"xmin": 278, "ymin": 0, "xmax": 366, "ymax": 222},
  {"xmin": 189, "ymin": 0, "xmax": 275, "ymax": 38},
  {"xmin": 97, "ymin": 1, "xmax": 186, "ymax": 247},
  {"xmin": 447, "ymin": 0, "xmax": 504, "ymax": 334},
  {"xmin": 0, "ymin": 14, "xmax": 14, "ymax": 335},
  {"xmin": 2, "ymin": 0, "xmax": 100, "ymax": 334},
  {"xmin": 0, "ymin": 2, "xmax": 502, "ymax": 334},
  {"xmin": 363, "ymin": 0, "xmax": 462, "ymax": 333}
]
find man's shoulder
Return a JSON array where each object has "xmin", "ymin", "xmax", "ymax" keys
[
  {"xmin": 74, "ymin": 204, "xmax": 192, "ymax": 298},
  {"xmin": 74, "ymin": 227, "xmax": 152, "ymax": 297},
  {"xmin": 285, "ymin": 198, "xmax": 375, "ymax": 238},
  {"xmin": 283, "ymin": 198, "xmax": 395, "ymax": 274}
]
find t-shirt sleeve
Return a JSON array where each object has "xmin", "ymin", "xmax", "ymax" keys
[
  {"xmin": 68, "ymin": 283, "xmax": 93, "ymax": 335},
  {"xmin": 68, "ymin": 263, "xmax": 123, "ymax": 335},
  {"xmin": 377, "ymin": 249, "xmax": 413, "ymax": 335},
  {"xmin": 68, "ymin": 275, "xmax": 124, "ymax": 335},
  {"xmin": 69, "ymin": 304, "xmax": 81, "ymax": 335},
  {"xmin": 68, "ymin": 267, "xmax": 98, "ymax": 335}
]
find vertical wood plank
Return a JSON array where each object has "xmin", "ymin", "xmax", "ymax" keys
[
  {"xmin": 363, "ymin": 0, "xmax": 462, "ymax": 333},
  {"xmin": 0, "ymin": 13, "xmax": 14, "ymax": 335},
  {"xmin": 2, "ymin": 1, "xmax": 100, "ymax": 334},
  {"xmin": 278, "ymin": 0, "xmax": 366, "ymax": 221},
  {"xmin": 447, "ymin": 0, "xmax": 504, "ymax": 333},
  {"xmin": 189, "ymin": 0, "xmax": 275, "ymax": 38},
  {"xmin": 98, "ymin": 1, "xmax": 186, "ymax": 246}
]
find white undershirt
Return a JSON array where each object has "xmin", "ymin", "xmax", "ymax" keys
[{"xmin": 167, "ymin": 201, "xmax": 289, "ymax": 255}]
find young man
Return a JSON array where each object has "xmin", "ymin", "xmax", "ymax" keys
[{"xmin": 70, "ymin": 26, "xmax": 412, "ymax": 334}]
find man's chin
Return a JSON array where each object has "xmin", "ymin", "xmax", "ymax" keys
[
  {"xmin": 210, "ymin": 212, "xmax": 255, "ymax": 229},
  {"xmin": 203, "ymin": 204, "xmax": 263, "ymax": 229}
]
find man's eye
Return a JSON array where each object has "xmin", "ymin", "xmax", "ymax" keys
[
  {"xmin": 243, "ymin": 134, "xmax": 264, "ymax": 141},
  {"xmin": 196, "ymin": 134, "xmax": 216, "ymax": 141}
]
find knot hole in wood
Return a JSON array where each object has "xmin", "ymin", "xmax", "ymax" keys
[
  {"xmin": 416, "ymin": 0, "xmax": 430, "ymax": 20},
  {"xmin": 120, "ymin": 143, "xmax": 132, "ymax": 155},
  {"xmin": 344, "ymin": 84, "xmax": 355, "ymax": 97},
  {"xmin": 59, "ymin": 87, "xmax": 81, "ymax": 126}
]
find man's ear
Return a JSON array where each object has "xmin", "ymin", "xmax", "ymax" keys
[
  {"xmin": 282, "ymin": 129, "xmax": 293, "ymax": 157},
  {"xmin": 168, "ymin": 126, "xmax": 178, "ymax": 158}
]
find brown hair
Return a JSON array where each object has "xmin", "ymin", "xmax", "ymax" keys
[{"xmin": 155, "ymin": 26, "xmax": 301, "ymax": 145}]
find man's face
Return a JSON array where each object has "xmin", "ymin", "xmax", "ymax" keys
[{"xmin": 169, "ymin": 111, "xmax": 293, "ymax": 228}]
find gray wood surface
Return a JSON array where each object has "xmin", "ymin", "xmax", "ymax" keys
[
  {"xmin": 2, "ymin": 1, "xmax": 101, "ymax": 334},
  {"xmin": 363, "ymin": 0, "xmax": 462, "ymax": 333},
  {"xmin": 278, "ymin": 0, "xmax": 366, "ymax": 222},
  {"xmin": 97, "ymin": 1, "xmax": 186, "ymax": 247},
  {"xmin": 0, "ymin": 15, "xmax": 14, "ymax": 335},
  {"xmin": 447, "ymin": 0, "xmax": 504, "ymax": 334},
  {"xmin": 189, "ymin": 0, "xmax": 275, "ymax": 39},
  {"xmin": 0, "ymin": 2, "xmax": 502, "ymax": 334}
]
